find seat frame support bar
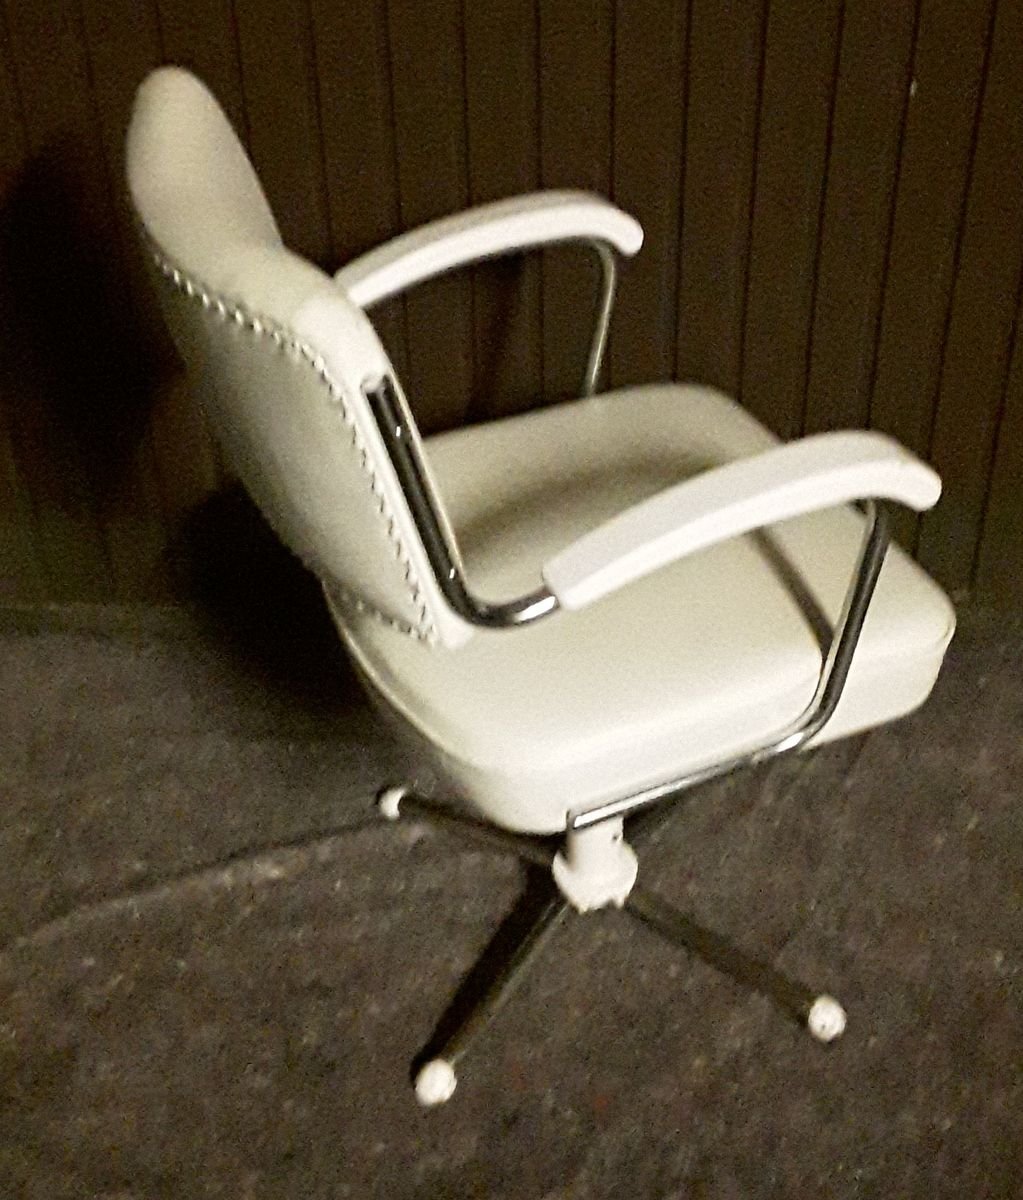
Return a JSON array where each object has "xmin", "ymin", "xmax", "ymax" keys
[{"xmin": 581, "ymin": 240, "xmax": 618, "ymax": 397}]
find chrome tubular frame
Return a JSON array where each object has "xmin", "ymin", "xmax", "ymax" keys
[
  {"xmin": 363, "ymin": 236, "xmax": 618, "ymax": 627},
  {"xmin": 374, "ymin": 496, "xmax": 890, "ymax": 1100},
  {"xmin": 581, "ymin": 241, "xmax": 618, "ymax": 397},
  {"xmin": 366, "ymin": 223, "xmax": 891, "ymax": 818},
  {"xmin": 369, "ymin": 353, "xmax": 892, "ymax": 816},
  {"xmin": 364, "ymin": 375, "xmax": 560, "ymax": 629},
  {"xmin": 569, "ymin": 501, "xmax": 891, "ymax": 831},
  {"xmin": 364, "ymin": 236, "xmax": 619, "ymax": 397}
]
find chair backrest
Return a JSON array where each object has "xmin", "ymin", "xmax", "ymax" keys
[{"xmin": 127, "ymin": 67, "xmax": 470, "ymax": 647}]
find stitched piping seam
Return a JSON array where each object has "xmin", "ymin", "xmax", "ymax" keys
[{"xmin": 148, "ymin": 243, "xmax": 437, "ymax": 644}]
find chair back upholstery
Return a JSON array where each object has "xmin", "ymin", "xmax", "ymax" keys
[{"xmin": 127, "ymin": 67, "xmax": 469, "ymax": 646}]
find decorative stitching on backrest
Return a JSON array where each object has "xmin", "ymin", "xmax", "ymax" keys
[
  {"xmin": 326, "ymin": 581, "xmax": 425, "ymax": 640},
  {"xmin": 148, "ymin": 243, "xmax": 437, "ymax": 644}
]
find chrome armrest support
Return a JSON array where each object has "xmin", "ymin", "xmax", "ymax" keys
[
  {"xmin": 364, "ymin": 375, "xmax": 559, "ymax": 629},
  {"xmin": 369, "ymin": 364, "xmax": 890, "ymax": 767},
  {"xmin": 361, "ymin": 236, "xmax": 619, "ymax": 399},
  {"xmin": 568, "ymin": 501, "xmax": 891, "ymax": 830},
  {"xmin": 581, "ymin": 240, "xmax": 618, "ymax": 397}
]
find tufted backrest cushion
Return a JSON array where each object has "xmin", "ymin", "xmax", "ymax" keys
[{"xmin": 127, "ymin": 67, "xmax": 471, "ymax": 647}]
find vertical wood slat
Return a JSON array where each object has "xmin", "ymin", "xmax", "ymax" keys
[
  {"xmin": 741, "ymin": 0, "xmax": 845, "ymax": 441},
  {"xmin": 538, "ymin": 0, "xmax": 614, "ymax": 403},
  {"xmin": 917, "ymin": 0, "xmax": 1023, "ymax": 593},
  {"xmin": 463, "ymin": 2, "xmax": 542, "ymax": 420},
  {"xmin": 79, "ymin": 0, "xmax": 172, "ymax": 600},
  {"xmin": 232, "ymin": 0, "xmax": 332, "ymax": 266},
  {"xmin": 0, "ymin": 8, "xmax": 44, "ymax": 601},
  {"xmin": 154, "ymin": 0, "xmax": 247, "ymax": 135},
  {"xmin": 0, "ymin": 433, "xmax": 41, "ymax": 602},
  {"xmin": 309, "ymin": 0, "xmax": 407, "ymax": 378},
  {"xmin": 868, "ymin": 0, "xmax": 994, "ymax": 549},
  {"xmin": 609, "ymin": 0, "xmax": 687, "ymax": 390},
  {"xmin": 803, "ymin": 0, "xmax": 917, "ymax": 436},
  {"xmin": 311, "ymin": 0, "xmax": 399, "ymax": 260},
  {"xmin": 386, "ymin": 0, "xmax": 473, "ymax": 434},
  {"xmin": 676, "ymin": 0, "xmax": 765, "ymax": 397},
  {"xmin": 975, "ymin": 292, "xmax": 1023, "ymax": 602},
  {"xmin": 2, "ymin": 0, "xmax": 116, "ymax": 601}
]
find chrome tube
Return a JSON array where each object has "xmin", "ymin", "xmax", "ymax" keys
[
  {"xmin": 418, "ymin": 893, "xmax": 570, "ymax": 1073},
  {"xmin": 396, "ymin": 793, "xmax": 555, "ymax": 868},
  {"xmin": 569, "ymin": 502, "xmax": 891, "ymax": 831},
  {"xmin": 625, "ymin": 886, "xmax": 820, "ymax": 1025},
  {"xmin": 581, "ymin": 241, "xmax": 618, "ymax": 396},
  {"xmin": 364, "ymin": 375, "xmax": 559, "ymax": 629},
  {"xmin": 363, "ymin": 235, "xmax": 620, "ymax": 627},
  {"xmin": 360, "ymin": 235, "xmax": 621, "ymax": 399}
]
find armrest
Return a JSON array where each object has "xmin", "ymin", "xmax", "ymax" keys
[
  {"xmin": 542, "ymin": 431, "xmax": 942, "ymax": 610},
  {"xmin": 335, "ymin": 190, "xmax": 644, "ymax": 307}
]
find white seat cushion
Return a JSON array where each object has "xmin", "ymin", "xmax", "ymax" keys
[{"xmin": 335, "ymin": 384, "xmax": 955, "ymax": 833}]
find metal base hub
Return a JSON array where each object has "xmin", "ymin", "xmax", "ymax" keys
[{"xmin": 551, "ymin": 818, "xmax": 638, "ymax": 911}]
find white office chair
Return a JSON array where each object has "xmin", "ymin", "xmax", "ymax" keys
[{"xmin": 127, "ymin": 67, "xmax": 955, "ymax": 1106}]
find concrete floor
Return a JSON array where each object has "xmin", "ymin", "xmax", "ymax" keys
[{"xmin": 1, "ymin": 593, "xmax": 1020, "ymax": 1198}]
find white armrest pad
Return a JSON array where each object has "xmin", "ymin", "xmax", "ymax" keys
[
  {"xmin": 335, "ymin": 191, "xmax": 644, "ymax": 307},
  {"xmin": 542, "ymin": 431, "xmax": 942, "ymax": 610}
]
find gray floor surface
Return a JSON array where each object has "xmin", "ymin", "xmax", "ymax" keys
[{"xmin": 1, "ymin": 594, "xmax": 1020, "ymax": 1199}]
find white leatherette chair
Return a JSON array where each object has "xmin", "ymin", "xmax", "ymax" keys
[{"xmin": 127, "ymin": 68, "xmax": 956, "ymax": 1106}]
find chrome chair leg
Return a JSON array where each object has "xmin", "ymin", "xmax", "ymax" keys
[
  {"xmin": 624, "ymin": 886, "xmax": 847, "ymax": 1043},
  {"xmin": 380, "ymin": 788, "xmax": 568, "ymax": 1106},
  {"xmin": 379, "ymin": 787, "xmax": 555, "ymax": 867},
  {"xmin": 414, "ymin": 887, "xmax": 571, "ymax": 1106}
]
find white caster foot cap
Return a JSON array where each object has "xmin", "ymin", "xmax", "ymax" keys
[
  {"xmin": 807, "ymin": 995, "xmax": 847, "ymax": 1043},
  {"xmin": 415, "ymin": 1059, "xmax": 457, "ymax": 1106},
  {"xmin": 377, "ymin": 787, "xmax": 407, "ymax": 822}
]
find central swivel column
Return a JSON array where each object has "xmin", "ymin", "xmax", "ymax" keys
[{"xmin": 551, "ymin": 817, "xmax": 639, "ymax": 911}]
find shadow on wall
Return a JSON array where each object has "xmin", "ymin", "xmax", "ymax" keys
[
  {"xmin": 0, "ymin": 140, "xmax": 169, "ymax": 508},
  {"xmin": 0, "ymin": 141, "xmax": 368, "ymax": 709}
]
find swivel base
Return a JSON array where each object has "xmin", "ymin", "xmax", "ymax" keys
[
  {"xmin": 380, "ymin": 788, "xmax": 847, "ymax": 1106},
  {"xmin": 551, "ymin": 818, "xmax": 638, "ymax": 911}
]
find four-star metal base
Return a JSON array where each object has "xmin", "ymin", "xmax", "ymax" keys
[{"xmin": 379, "ymin": 788, "xmax": 847, "ymax": 1107}]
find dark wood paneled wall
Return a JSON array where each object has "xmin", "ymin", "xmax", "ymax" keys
[{"xmin": 1, "ymin": 0, "xmax": 1021, "ymax": 607}]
